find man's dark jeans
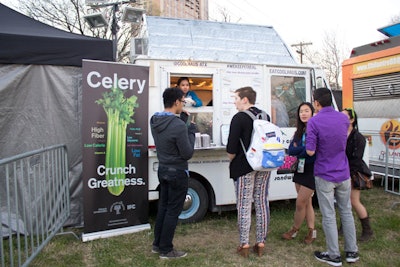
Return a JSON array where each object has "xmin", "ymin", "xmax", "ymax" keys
[{"xmin": 153, "ymin": 166, "xmax": 189, "ymax": 253}]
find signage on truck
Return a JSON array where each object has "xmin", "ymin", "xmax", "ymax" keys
[
  {"xmin": 380, "ymin": 119, "xmax": 400, "ymax": 150},
  {"xmin": 352, "ymin": 54, "xmax": 400, "ymax": 77}
]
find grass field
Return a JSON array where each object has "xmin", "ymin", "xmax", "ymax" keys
[{"xmin": 30, "ymin": 180, "xmax": 400, "ymax": 267}]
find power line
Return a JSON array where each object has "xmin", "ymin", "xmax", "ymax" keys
[{"xmin": 241, "ymin": 0, "xmax": 271, "ymax": 24}]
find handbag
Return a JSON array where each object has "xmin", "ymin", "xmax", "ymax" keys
[
  {"xmin": 277, "ymin": 155, "xmax": 298, "ymax": 174},
  {"xmin": 351, "ymin": 171, "xmax": 373, "ymax": 190}
]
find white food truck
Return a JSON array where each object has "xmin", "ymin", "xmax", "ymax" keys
[{"xmin": 131, "ymin": 16, "xmax": 333, "ymax": 223}]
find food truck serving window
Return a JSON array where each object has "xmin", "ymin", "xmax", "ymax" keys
[
  {"xmin": 170, "ymin": 75, "xmax": 214, "ymax": 148},
  {"xmin": 170, "ymin": 76, "xmax": 213, "ymax": 106}
]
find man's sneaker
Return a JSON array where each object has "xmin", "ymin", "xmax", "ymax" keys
[
  {"xmin": 151, "ymin": 245, "xmax": 160, "ymax": 254},
  {"xmin": 345, "ymin": 252, "xmax": 359, "ymax": 263},
  {"xmin": 159, "ymin": 249, "xmax": 187, "ymax": 259},
  {"xmin": 314, "ymin": 251, "xmax": 342, "ymax": 266}
]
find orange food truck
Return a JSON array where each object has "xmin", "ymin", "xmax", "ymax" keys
[{"xmin": 342, "ymin": 23, "xmax": 400, "ymax": 177}]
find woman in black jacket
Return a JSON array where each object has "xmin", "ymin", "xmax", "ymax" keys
[{"xmin": 343, "ymin": 108, "xmax": 373, "ymax": 242}]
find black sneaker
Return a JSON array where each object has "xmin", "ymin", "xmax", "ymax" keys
[
  {"xmin": 151, "ymin": 245, "xmax": 160, "ymax": 254},
  {"xmin": 314, "ymin": 251, "xmax": 342, "ymax": 266},
  {"xmin": 345, "ymin": 252, "xmax": 359, "ymax": 263},
  {"xmin": 159, "ymin": 249, "xmax": 187, "ymax": 259}
]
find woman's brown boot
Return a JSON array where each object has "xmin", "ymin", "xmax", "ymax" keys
[
  {"xmin": 282, "ymin": 226, "xmax": 299, "ymax": 240},
  {"xmin": 304, "ymin": 228, "xmax": 317, "ymax": 244},
  {"xmin": 359, "ymin": 217, "xmax": 373, "ymax": 242}
]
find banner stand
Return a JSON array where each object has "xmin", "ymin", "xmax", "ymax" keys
[
  {"xmin": 82, "ymin": 60, "xmax": 150, "ymax": 242},
  {"xmin": 82, "ymin": 223, "xmax": 151, "ymax": 242}
]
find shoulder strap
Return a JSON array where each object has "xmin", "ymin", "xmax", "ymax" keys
[
  {"xmin": 259, "ymin": 111, "xmax": 270, "ymax": 121},
  {"xmin": 241, "ymin": 110, "xmax": 257, "ymax": 120},
  {"xmin": 239, "ymin": 110, "xmax": 255, "ymax": 154},
  {"xmin": 240, "ymin": 109, "xmax": 269, "ymax": 153},
  {"xmin": 241, "ymin": 109, "xmax": 269, "ymax": 121}
]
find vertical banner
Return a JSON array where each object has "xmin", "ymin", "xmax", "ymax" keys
[{"xmin": 81, "ymin": 60, "xmax": 150, "ymax": 241}]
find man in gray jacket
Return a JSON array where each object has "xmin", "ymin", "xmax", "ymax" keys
[{"xmin": 150, "ymin": 87, "xmax": 197, "ymax": 259}]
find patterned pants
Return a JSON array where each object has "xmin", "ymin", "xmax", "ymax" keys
[{"xmin": 235, "ymin": 171, "xmax": 271, "ymax": 245}]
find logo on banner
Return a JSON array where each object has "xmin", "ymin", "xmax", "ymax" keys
[
  {"xmin": 380, "ymin": 119, "xmax": 400, "ymax": 149},
  {"xmin": 110, "ymin": 201, "xmax": 125, "ymax": 215}
]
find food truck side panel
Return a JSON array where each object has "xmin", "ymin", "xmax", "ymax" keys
[{"xmin": 141, "ymin": 58, "xmax": 319, "ymax": 222}]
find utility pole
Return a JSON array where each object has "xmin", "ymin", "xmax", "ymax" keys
[{"xmin": 291, "ymin": 42, "xmax": 312, "ymax": 64}]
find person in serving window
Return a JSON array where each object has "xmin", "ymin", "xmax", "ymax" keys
[{"xmin": 177, "ymin": 77, "xmax": 202, "ymax": 107}]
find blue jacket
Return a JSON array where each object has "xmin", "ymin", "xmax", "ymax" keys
[
  {"xmin": 288, "ymin": 134, "xmax": 316, "ymax": 164},
  {"xmin": 186, "ymin": 91, "xmax": 202, "ymax": 107}
]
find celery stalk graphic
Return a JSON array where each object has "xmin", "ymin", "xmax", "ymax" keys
[{"xmin": 96, "ymin": 87, "xmax": 138, "ymax": 196}]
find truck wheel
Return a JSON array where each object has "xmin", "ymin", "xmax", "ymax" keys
[{"xmin": 179, "ymin": 178, "xmax": 208, "ymax": 223}]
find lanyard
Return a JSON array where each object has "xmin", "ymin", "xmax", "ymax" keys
[{"xmin": 301, "ymin": 133, "xmax": 306, "ymax": 146}]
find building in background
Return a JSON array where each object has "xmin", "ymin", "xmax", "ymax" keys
[{"xmin": 141, "ymin": 0, "xmax": 208, "ymax": 20}]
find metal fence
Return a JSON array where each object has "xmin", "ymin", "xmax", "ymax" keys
[
  {"xmin": 384, "ymin": 137, "xmax": 400, "ymax": 209},
  {"xmin": 0, "ymin": 145, "xmax": 70, "ymax": 267}
]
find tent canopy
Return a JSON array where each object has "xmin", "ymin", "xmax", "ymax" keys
[{"xmin": 0, "ymin": 3, "xmax": 113, "ymax": 66}]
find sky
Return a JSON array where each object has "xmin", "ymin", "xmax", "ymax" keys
[
  {"xmin": 209, "ymin": 0, "xmax": 400, "ymax": 56},
  {"xmin": 2, "ymin": 0, "xmax": 399, "ymax": 58}
]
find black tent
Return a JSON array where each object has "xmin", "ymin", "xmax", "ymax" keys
[
  {"xmin": 0, "ymin": 3, "xmax": 113, "ymax": 66},
  {"xmin": 0, "ymin": 3, "xmax": 114, "ymax": 227}
]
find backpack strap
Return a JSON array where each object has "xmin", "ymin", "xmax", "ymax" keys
[
  {"xmin": 241, "ymin": 109, "xmax": 270, "ymax": 121},
  {"xmin": 239, "ymin": 110, "xmax": 255, "ymax": 154},
  {"xmin": 241, "ymin": 109, "xmax": 257, "ymax": 120},
  {"xmin": 239, "ymin": 109, "xmax": 269, "ymax": 153}
]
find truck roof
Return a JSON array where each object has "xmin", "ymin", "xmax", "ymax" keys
[
  {"xmin": 132, "ymin": 16, "xmax": 297, "ymax": 65},
  {"xmin": 349, "ymin": 22, "xmax": 400, "ymax": 58},
  {"xmin": 349, "ymin": 35, "xmax": 400, "ymax": 58}
]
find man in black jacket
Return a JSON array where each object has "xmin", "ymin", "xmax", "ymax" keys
[{"xmin": 150, "ymin": 87, "xmax": 197, "ymax": 259}]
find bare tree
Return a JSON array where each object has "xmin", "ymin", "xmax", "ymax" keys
[
  {"xmin": 216, "ymin": 7, "xmax": 233, "ymax": 23},
  {"xmin": 17, "ymin": 0, "xmax": 143, "ymax": 62},
  {"xmin": 211, "ymin": 6, "xmax": 242, "ymax": 23},
  {"xmin": 302, "ymin": 31, "xmax": 347, "ymax": 90}
]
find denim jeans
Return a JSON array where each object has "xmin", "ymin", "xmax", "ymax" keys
[
  {"xmin": 315, "ymin": 176, "xmax": 358, "ymax": 258},
  {"xmin": 153, "ymin": 166, "xmax": 189, "ymax": 254}
]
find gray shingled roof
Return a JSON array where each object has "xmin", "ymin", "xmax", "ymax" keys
[{"xmin": 133, "ymin": 16, "xmax": 297, "ymax": 65}]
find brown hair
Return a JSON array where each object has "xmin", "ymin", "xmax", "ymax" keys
[{"xmin": 235, "ymin": 86, "xmax": 256, "ymax": 104}]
